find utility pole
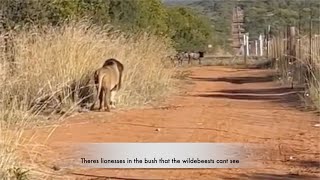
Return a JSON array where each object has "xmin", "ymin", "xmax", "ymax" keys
[{"xmin": 231, "ymin": 3, "xmax": 245, "ymax": 55}]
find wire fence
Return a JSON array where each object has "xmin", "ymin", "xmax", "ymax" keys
[{"xmin": 269, "ymin": 25, "xmax": 320, "ymax": 109}]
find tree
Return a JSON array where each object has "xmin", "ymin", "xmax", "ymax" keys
[
  {"xmin": 0, "ymin": 0, "xmax": 214, "ymax": 52},
  {"xmin": 166, "ymin": 6, "xmax": 212, "ymax": 51}
]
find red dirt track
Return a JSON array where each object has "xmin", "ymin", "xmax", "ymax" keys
[{"xmin": 29, "ymin": 66, "xmax": 319, "ymax": 179}]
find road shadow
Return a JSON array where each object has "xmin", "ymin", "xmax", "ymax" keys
[
  {"xmin": 216, "ymin": 87, "xmax": 305, "ymax": 95},
  {"xmin": 289, "ymin": 160, "xmax": 320, "ymax": 169},
  {"xmin": 193, "ymin": 86, "xmax": 312, "ymax": 111},
  {"xmin": 220, "ymin": 173, "xmax": 319, "ymax": 180},
  {"xmin": 219, "ymin": 159, "xmax": 319, "ymax": 180},
  {"xmin": 245, "ymin": 59, "xmax": 274, "ymax": 69},
  {"xmin": 197, "ymin": 93, "xmax": 289, "ymax": 101},
  {"xmin": 191, "ymin": 74, "xmax": 276, "ymax": 84}
]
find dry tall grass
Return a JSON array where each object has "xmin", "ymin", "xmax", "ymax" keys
[
  {"xmin": 270, "ymin": 34, "xmax": 320, "ymax": 110},
  {"xmin": 0, "ymin": 21, "xmax": 176, "ymax": 179}
]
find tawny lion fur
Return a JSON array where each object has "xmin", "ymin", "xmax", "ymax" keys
[{"xmin": 91, "ymin": 58, "xmax": 124, "ymax": 112}]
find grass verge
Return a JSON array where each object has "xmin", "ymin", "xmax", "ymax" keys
[{"xmin": 0, "ymin": 21, "xmax": 177, "ymax": 179}]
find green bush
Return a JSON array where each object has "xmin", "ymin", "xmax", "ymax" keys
[{"xmin": 0, "ymin": 0, "xmax": 213, "ymax": 52}]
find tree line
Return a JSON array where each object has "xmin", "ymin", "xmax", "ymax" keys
[
  {"xmin": 172, "ymin": 0, "xmax": 320, "ymax": 51},
  {"xmin": 239, "ymin": 0, "xmax": 320, "ymax": 38},
  {"xmin": 0, "ymin": 0, "xmax": 213, "ymax": 52}
]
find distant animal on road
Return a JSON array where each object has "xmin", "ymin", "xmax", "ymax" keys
[
  {"xmin": 168, "ymin": 55, "xmax": 177, "ymax": 64},
  {"xmin": 173, "ymin": 51, "xmax": 190, "ymax": 65},
  {"xmin": 188, "ymin": 51, "xmax": 205, "ymax": 65},
  {"xmin": 168, "ymin": 52, "xmax": 187, "ymax": 65},
  {"xmin": 91, "ymin": 58, "xmax": 124, "ymax": 112},
  {"xmin": 177, "ymin": 52, "xmax": 189, "ymax": 65},
  {"xmin": 168, "ymin": 51, "xmax": 205, "ymax": 65}
]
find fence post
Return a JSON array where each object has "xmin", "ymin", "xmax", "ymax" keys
[
  {"xmin": 287, "ymin": 26, "xmax": 296, "ymax": 89},
  {"xmin": 303, "ymin": 4, "xmax": 314, "ymax": 89},
  {"xmin": 266, "ymin": 25, "xmax": 271, "ymax": 60},
  {"xmin": 259, "ymin": 34, "xmax": 263, "ymax": 56},
  {"xmin": 246, "ymin": 33, "xmax": 249, "ymax": 57},
  {"xmin": 243, "ymin": 34, "xmax": 247, "ymax": 65},
  {"xmin": 255, "ymin": 40, "xmax": 258, "ymax": 56},
  {"xmin": 289, "ymin": 26, "xmax": 297, "ymax": 59}
]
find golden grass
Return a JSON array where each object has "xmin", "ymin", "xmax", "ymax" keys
[
  {"xmin": 270, "ymin": 34, "xmax": 320, "ymax": 110},
  {"xmin": 0, "ymin": 21, "xmax": 176, "ymax": 179}
]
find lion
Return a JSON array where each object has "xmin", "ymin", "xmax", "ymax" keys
[
  {"xmin": 91, "ymin": 58, "xmax": 124, "ymax": 112},
  {"xmin": 102, "ymin": 58, "xmax": 124, "ymax": 108}
]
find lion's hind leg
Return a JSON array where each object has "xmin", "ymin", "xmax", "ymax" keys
[
  {"xmin": 99, "ymin": 89, "xmax": 106, "ymax": 111},
  {"xmin": 110, "ymin": 90, "xmax": 117, "ymax": 109},
  {"xmin": 104, "ymin": 88, "xmax": 111, "ymax": 112}
]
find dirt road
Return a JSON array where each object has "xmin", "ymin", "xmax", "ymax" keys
[{"xmin": 29, "ymin": 66, "xmax": 319, "ymax": 179}]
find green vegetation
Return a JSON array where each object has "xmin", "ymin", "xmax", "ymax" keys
[
  {"xmin": 0, "ymin": 0, "xmax": 213, "ymax": 52},
  {"xmin": 239, "ymin": 0, "xmax": 320, "ymax": 38},
  {"xmin": 165, "ymin": 0, "xmax": 320, "ymax": 52},
  {"xmin": 189, "ymin": 0, "xmax": 235, "ymax": 52},
  {"xmin": 166, "ymin": 6, "xmax": 212, "ymax": 51}
]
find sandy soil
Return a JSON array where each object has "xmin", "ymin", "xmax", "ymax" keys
[{"xmin": 25, "ymin": 66, "xmax": 319, "ymax": 180}]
